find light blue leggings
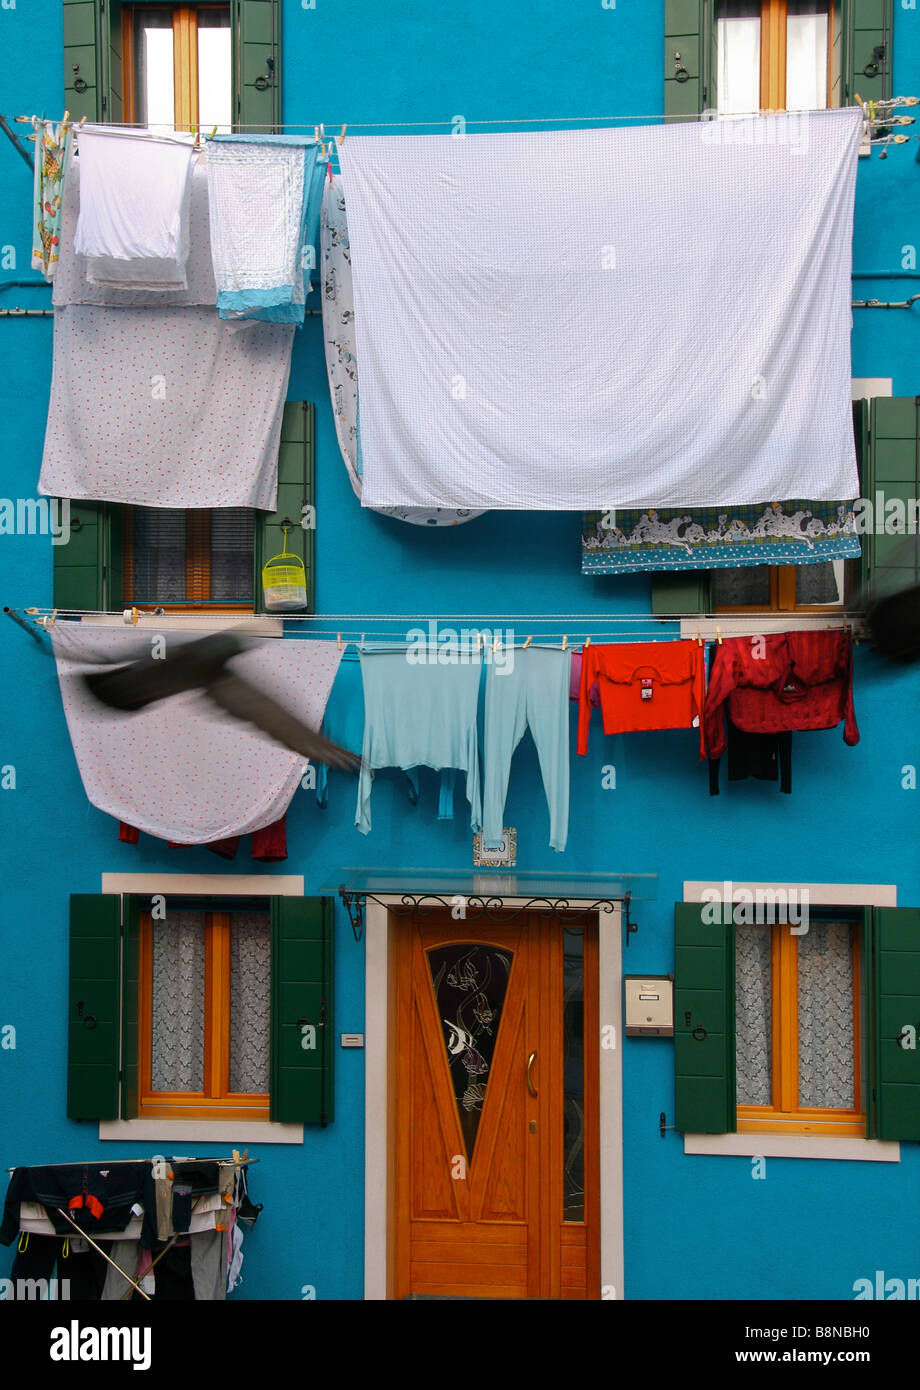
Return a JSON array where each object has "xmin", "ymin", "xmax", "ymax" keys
[{"xmin": 482, "ymin": 646, "xmax": 570, "ymax": 853}]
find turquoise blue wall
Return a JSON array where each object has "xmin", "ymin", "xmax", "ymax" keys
[{"xmin": 1, "ymin": 0, "xmax": 918, "ymax": 1301}]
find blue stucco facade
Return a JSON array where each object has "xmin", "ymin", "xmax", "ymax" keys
[{"xmin": 0, "ymin": 0, "xmax": 918, "ymax": 1303}]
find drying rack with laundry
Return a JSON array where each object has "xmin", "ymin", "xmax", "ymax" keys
[{"xmin": 0, "ymin": 1154, "xmax": 260, "ymax": 1301}]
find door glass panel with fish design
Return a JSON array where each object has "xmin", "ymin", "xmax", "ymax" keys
[{"xmin": 427, "ymin": 943, "xmax": 513, "ymax": 1158}]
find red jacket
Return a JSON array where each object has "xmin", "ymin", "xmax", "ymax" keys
[
  {"xmin": 705, "ymin": 631, "xmax": 858, "ymax": 760},
  {"xmin": 578, "ymin": 641, "xmax": 707, "ymax": 758}
]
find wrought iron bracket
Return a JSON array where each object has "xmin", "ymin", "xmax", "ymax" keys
[
  {"xmin": 623, "ymin": 890, "xmax": 637, "ymax": 947},
  {"xmin": 338, "ymin": 887, "xmax": 626, "ymax": 941},
  {"xmin": 341, "ymin": 891, "xmax": 365, "ymax": 942}
]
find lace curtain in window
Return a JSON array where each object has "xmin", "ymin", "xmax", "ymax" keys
[
  {"xmin": 151, "ymin": 911, "xmax": 206, "ymax": 1091},
  {"xmin": 229, "ymin": 912, "xmax": 271, "ymax": 1093},
  {"xmin": 797, "ymin": 922, "xmax": 855, "ymax": 1109},
  {"xmin": 734, "ymin": 923, "xmax": 773, "ymax": 1106}
]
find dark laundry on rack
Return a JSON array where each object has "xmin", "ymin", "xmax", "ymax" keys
[
  {"xmin": 709, "ymin": 720, "xmax": 792, "ymax": 795},
  {"xmin": 0, "ymin": 1163, "xmax": 157, "ymax": 1248},
  {"xmin": 9, "ymin": 1233, "xmax": 108, "ymax": 1299}
]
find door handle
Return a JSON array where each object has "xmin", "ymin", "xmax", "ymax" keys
[{"xmin": 526, "ymin": 1050, "xmax": 538, "ymax": 1098}]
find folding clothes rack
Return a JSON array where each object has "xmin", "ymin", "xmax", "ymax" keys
[{"xmin": 5, "ymin": 1155, "xmax": 258, "ymax": 1302}]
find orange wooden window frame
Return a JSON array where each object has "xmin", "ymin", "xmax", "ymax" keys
[
  {"xmin": 122, "ymin": 4, "xmax": 229, "ymax": 133},
  {"xmin": 737, "ymin": 920, "xmax": 864, "ymax": 1135},
  {"xmin": 715, "ymin": 1, "xmax": 842, "ymax": 616},
  {"xmin": 138, "ymin": 909, "xmax": 269, "ymax": 1120}
]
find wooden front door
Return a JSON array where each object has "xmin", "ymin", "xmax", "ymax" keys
[{"xmin": 392, "ymin": 911, "xmax": 599, "ymax": 1299}]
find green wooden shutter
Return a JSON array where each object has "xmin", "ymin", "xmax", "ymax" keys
[
  {"xmin": 62, "ymin": 0, "xmax": 123, "ymax": 121},
  {"xmin": 860, "ymin": 397, "xmax": 920, "ymax": 603},
  {"xmin": 830, "ymin": 0, "xmax": 845, "ymax": 108},
  {"xmin": 270, "ymin": 897, "xmax": 334, "ymax": 1125},
  {"xmin": 868, "ymin": 908, "xmax": 920, "ymax": 1141},
  {"xmin": 54, "ymin": 501, "xmax": 105, "ymax": 611},
  {"xmin": 665, "ymin": 0, "xmax": 713, "ymax": 120},
  {"xmin": 53, "ymin": 502, "xmax": 121, "ymax": 612},
  {"xmin": 63, "ymin": 0, "xmax": 101, "ymax": 121},
  {"xmin": 233, "ymin": 0, "xmax": 281, "ymax": 133},
  {"xmin": 68, "ymin": 894, "xmax": 121, "ymax": 1119},
  {"xmin": 651, "ymin": 570, "xmax": 711, "ymax": 616},
  {"xmin": 120, "ymin": 895, "xmax": 141, "ymax": 1119},
  {"xmin": 106, "ymin": 0, "xmax": 125, "ymax": 124},
  {"xmin": 843, "ymin": 0, "xmax": 893, "ymax": 105},
  {"xmin": 674, "ymin": 902, "xmax": 735, "ymax": 1132},
  {"xmin": 254, "ymin": 401, "xmax": 315, "ymax": 615}
]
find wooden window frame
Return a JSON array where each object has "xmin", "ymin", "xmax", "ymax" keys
[
  {"xmin": 138, "ymin": 908, "xmax": 270, "ymax": 1121},
  {"xmin": 122, "ymin": 3, "xmax": 230, "ymax": 133},
  {"xmin": 737, "ymin": 919, "xmax": 864, "ymax": 1136}
]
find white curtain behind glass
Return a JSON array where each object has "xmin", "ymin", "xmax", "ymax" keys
[
  {"xmin": 151, "ymin": 912, "xmax": 206, "ymax": 1091},
  {"xmin": 229, "ymin": 913, "xmax": 271, "ymax": 1094},
  {"xmin": 797, "ymin": 922, "xmax": 855, "ymax": 1108},
  {"xmin": 786, "ymin": 7, "xmax": 829, "ymax": 111},
  {"xmin": 735, "ymin": 924, "xmax": 773, "ymax": 1105},
  {"xmin": 718, "ymin": 13, "xmax": 761, "ymax": 115}
]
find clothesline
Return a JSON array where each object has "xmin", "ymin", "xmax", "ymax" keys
[
  {"xmin": 14, "ymin": 97, "xmax": 919, "ymax": 129},
  {"xmin": 5, "ymin": 605, "xmax": 862, "ymax": 649},
  {"xmin": 5, "ymin": 1157, "xmax": 258, "ymax": 1173}
]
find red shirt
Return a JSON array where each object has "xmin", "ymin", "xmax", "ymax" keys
[
  {"xmin": 577, "ymin": 641, "xmax": 707, "ymax": 758},
  {"xmin": 705, "ymin": 631, "xmax": 858, "ymax": 760}
]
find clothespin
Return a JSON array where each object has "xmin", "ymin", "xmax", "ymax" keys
[
  {"xmin": 338, "ymin": 124, "xmax": 347, "ymax": 147},
  {"xmin": 61, "ymin": 1238, "xmax": 70, "ymax": 1258},
  {"xmin": 209, "ymin": 126, "xmax": 217, "ymax": 140},
  {"xmin": 492, "ymin": 634, "xmax": 499, "ymax": 654},
  {"xmin": 476, "ymin": 632, "xmax": 482, "ymax": 653},
  {"xmin": 585, "ymin": 636, "xmax": 591, "ymax": 649},
  {"xmin": 695, "ymin": 630, "xmax": 703, "ymax": 648},
  {"xmin": 40, "ymin": 609, "xmax": 58, "ymax": 630},
  {"xmin": 562, "ymin": 635, "xmax": 568, "ymax": 652},
  {"xmin": 337, "ymin": 633, "xmax": 342, "ymax": 650},
  {"xmin": 523, "ymin": 634, "xmax": 532, "ymax": 649},
  {"xmin": 716, "ymin": 625, "xmax": 723, "ymax": 645}
]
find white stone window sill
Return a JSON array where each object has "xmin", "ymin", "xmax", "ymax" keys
[
  {"xmin": 684, "ymin": 1133, "xmax": 900, "ymax": 1162},
  {"xmin": 99, "ymin": 1119, "xmax": 303, "ymax": 1144}
]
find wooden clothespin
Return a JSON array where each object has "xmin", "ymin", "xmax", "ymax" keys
[
  {"xmin": 476, "ymin": 631, "xmax": 483, "ymax": 653},
  {"xmin": 337, "ymin": 633, "xmax": 342, "ymax": 650},
  {"xmin": 523, "ymin": 635, "xmax": 532, "ymax": 649},
  {"xmin": 208, "ymin": 126, "xmax": 217, "ymax": 141},
  {"xmin": 715, "ymin": 625, "xmax": 723, "ymax": 645},
  {"xmin": 562, "ymin": 635, "xmax": 568, "ymax": 651},
  {"xmin": 492, "ymin": 634, "xmax": 499, "ymax": 654},
  {"xmin": 695, "ymin": 630, "xmax": 703, "ymax": 647},
  {"xmin": 584, "ymin": 636, "xmax": 591, "ymax": 649},
  {"xmin": 338, "ymin": 124, "xmax": 347, "ymax": 147}
]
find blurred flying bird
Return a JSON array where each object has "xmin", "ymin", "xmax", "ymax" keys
[{"xmin": 81, "ymin": 632, "xmax": 361, "ymax": 771}]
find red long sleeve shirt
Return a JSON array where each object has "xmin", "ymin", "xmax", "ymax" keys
[
  {"xmin": 577, "ymin": 641, "xmax": 707, "ymax": 758},
  {"xmin": 704, "ymin": 631, "xmax": 859, "ymax": 760}
]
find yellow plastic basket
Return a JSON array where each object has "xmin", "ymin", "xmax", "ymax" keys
[{"xmin": 261, "ymin": 529, "xmax": 308, "ymax": 612}]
